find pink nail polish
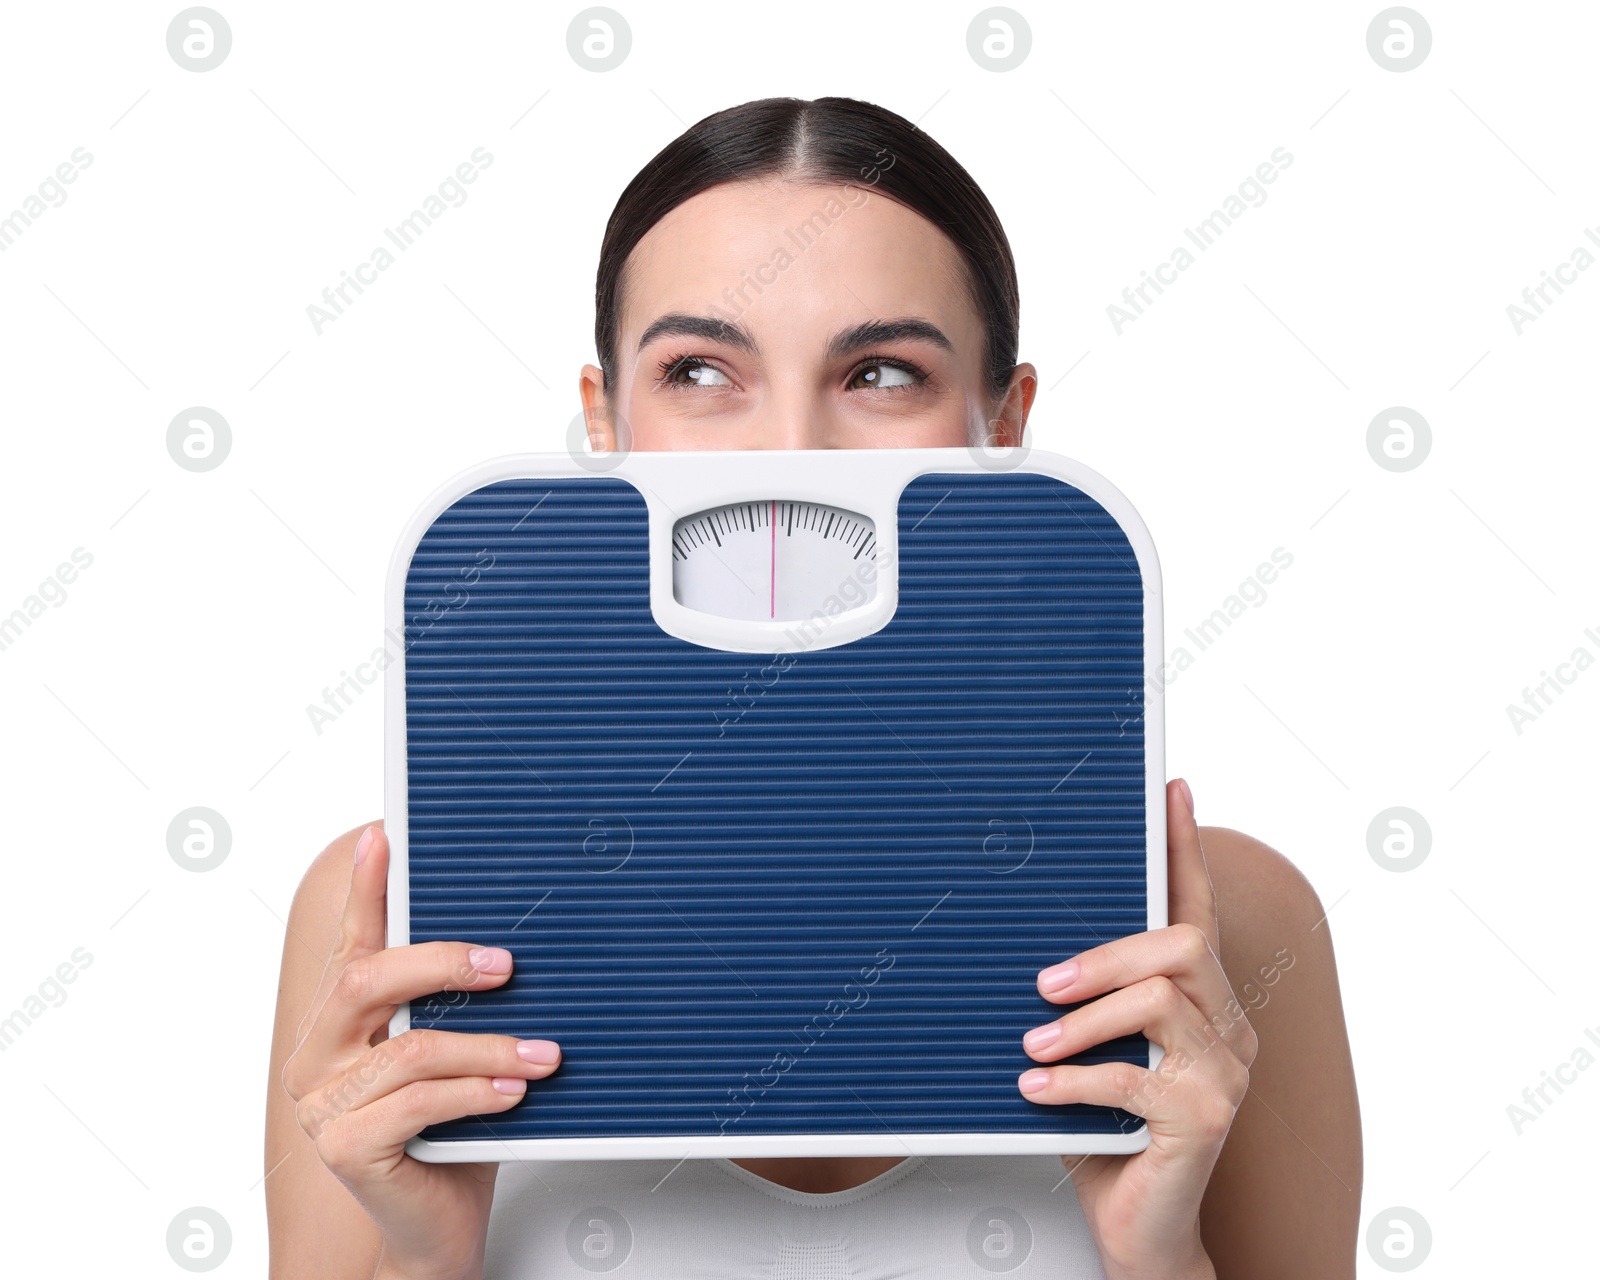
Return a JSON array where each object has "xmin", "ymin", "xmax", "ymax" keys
[
  {"xmin": 1039, "ymin": 959, "xmax": 1079, "ymax": 993},
  {"xmin": 491, "ymin": 1077, "xmax": 527, "ymax": 1095},
  {"xmin": 1018, "ymin": 1069, "xmax": 1051, "ymax": 1093},
  {"xmin": 354, "ymin": 827, "xmax": 374, "ymax": 866},
  {"xmin": 517, "ymin": 1039, "xmax": 561, "ymax": 1065},
  {"xmin": 469, "ymin": 946, "xmax": 513, "ymax": 973},
  {"xmin": 1023, "ymin": 1023, "xmax": 1060, "ymax": 1052},
  {"xmin": 1178, "ymin": 778, "xmax": 1195, "ymax": 817}
]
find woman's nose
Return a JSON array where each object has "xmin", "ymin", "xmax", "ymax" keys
[{"xmin": 749, "ymin": 398, "xmax": 834, "ymax": 449}]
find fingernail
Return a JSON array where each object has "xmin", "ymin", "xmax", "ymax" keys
[
  {"xmin": 1039, "ymin": 959, "xmax": 1078, "ymax": 994},
  {"xmin": 1178, "ymin": 778, "xmax": 1195, "ymax": 817},
  {"xmin": 1023, "ymin": 1023, "xmax": 1060, "ymax": 1053},
  {"xmin": 469, "ymin": 946, "xmax": 513, "ymax": 974},
  {"xmin": 354, "ymin": 826, "xmax": 374, "ymax": 866},
  {"xmin": 516, "ymin": 1039, "xmax": 561, "ymax": 1065},
  {"xmin": 491, "ymin": 1077, "xmax": 527, "ymax": 1095},
  {"xmin": 1018, "ymin": 1069, "xmax": 1051, "ymax": 1093}
]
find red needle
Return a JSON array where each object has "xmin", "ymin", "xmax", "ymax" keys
[{"xmin": 770, "ymin": 499, "xmax": 776, "ymax": 618}]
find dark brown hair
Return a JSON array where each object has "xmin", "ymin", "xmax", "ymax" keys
[{"xmin": 594, "ymin": 96, "xmax": 1020, "ymax": 404}]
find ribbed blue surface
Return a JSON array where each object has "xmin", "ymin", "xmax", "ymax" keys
[{"xmin": 402, "ymin": 472, "xmax": 1148, "ymax": 1142}]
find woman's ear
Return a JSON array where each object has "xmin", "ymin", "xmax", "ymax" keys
[
  {"xmin": 983, "ymin": 361, "xmax": 1038, "ymax": 446},
  {"xmin": 577, "ymin": 364, "xmax": 619, "ymax": 451}
]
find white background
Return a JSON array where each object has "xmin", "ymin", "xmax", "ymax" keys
[{"xmin": 1, "ymin": 1, "xmax": 1595, "ymax": 1274}]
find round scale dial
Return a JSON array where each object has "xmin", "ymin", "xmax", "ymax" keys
[{"xmin": 671, "ymin": 501, "xmax": 877, "ymax": 622}]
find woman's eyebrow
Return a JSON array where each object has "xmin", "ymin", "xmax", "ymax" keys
[
  {"xmin": 637, "ymin": 313, "xmax": 757, "ymax": 354},
  {"xmin": 826, "ymin": 318, "xmax": 953, "ymax": 359}
]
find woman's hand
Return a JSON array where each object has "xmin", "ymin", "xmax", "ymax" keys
[
  {"xmin": 1017, "ymin": 779, "xmax": 1255, "ymax": 1280},
  {"xmin": 279, "ymin": 825, "xmax": 561, "ymax": 1280}
]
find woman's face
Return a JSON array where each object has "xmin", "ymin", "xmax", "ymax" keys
[{"xmin": 580, "ymin": 179, "xmax": 1036, "ymax": 451}]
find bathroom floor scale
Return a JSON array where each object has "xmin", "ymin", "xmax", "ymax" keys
[{"xmin": 385, "ymin": 446, "xmax": 1165, "ymax": 1162}]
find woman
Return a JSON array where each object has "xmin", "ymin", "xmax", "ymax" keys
[{"xmin": 266, "ymin": 97, "xmax": 1361, "ymax": 1279}]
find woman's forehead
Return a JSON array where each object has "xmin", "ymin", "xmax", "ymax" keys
[{"xmin": 619, "ymin": 179, "xmax": 977, "ymax": 344}]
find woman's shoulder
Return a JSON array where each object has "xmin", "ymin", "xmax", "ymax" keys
[{"xmin": 1197, "ymin": 824, "xmax": 1327, "ymax": 929}]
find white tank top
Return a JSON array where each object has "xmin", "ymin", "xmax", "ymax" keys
[{"xmin": 483, "ymin": 1153, "xmax": 1106, "ymax": 1277}]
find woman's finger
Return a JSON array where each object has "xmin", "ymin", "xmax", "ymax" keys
[
  {"xmin": 310, "ymin": 1074, "xmax": 534, "ymax": 1177},
  {"xmin": 1165, "ymin": 777, "xmax": 1219, "ymax": 950},
  {"xmin": 283, "ymin": 940, "xmax": 518, "ymax": 1096},
  {"xmin": 1017, "ymin": 1056, "xmax": 1244, "ymax": 1150},
  {"xmin": 294, "ymin": 1028, "xmax": 560, "ymax": 1136},
  {"xmin": 1035, "ymin": 921, "xmax": 1258, "ymax": 1067},
  {"xmin": 326, "ymin": 940, "xmax": 517, "ymax": 1041},
  {"xmin": 1023, "ymin": 974, "xmax": 1253, "ymax": 1083},
  {"xmin": 296, "ymin": 824, "xmax": 395, "ymax": 1043},
  {"xmin": 336, "ymin": 824, "xmax": 392, "ymax": 962}
]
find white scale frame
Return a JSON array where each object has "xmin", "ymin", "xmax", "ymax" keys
[{"xmin": 384, "ymin": 446, "xmax": 1167, "ymax": 1161}]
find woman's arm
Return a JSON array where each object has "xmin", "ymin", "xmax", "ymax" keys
[
  {"xmin": 1023, "ymin": 783, "xmax": 1363, "ymax": 1277},
  {"xmin": 266, "ymin": 823, "xmax": 560, "ymax": 1280},
  {"xmin": 1198, "ymin": 825, "xmax": 1363, "ymax": 1278},
  {"xmin": 264, "ymin": 823, "xmax": 386, "ymax": 1279}
]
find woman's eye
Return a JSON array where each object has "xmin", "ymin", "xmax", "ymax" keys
[
  {"xmin": 659, "ymin": 357, "xmax": 732, "ymax": 388},
  {"xmin": 849, "ymin": 361, "xmax": 921, "ymax": 391}
]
